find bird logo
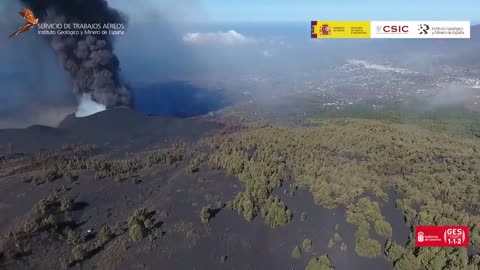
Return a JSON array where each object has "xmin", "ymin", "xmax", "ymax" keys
[{"xmin": 8, "ymin": 7, "xmax": 39, "ymax": 38}]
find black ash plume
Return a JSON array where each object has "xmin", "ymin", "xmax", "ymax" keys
[{"xmin": 19, "ymin": 0, "xmax": 131, "ymax": 108}]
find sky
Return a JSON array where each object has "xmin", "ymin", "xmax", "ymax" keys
[
  {"xmin": 112, "ymin": 0, "xmax": 480, "ymax": 23},
  {"xmin": 200, "ymin": 0, "xmax": 480, "ymax": 22},
  {"xmin": 2, "ymin": 0, "xmax": 477, "ymax": 23},
  {"xmin": 0, "ymin": 0, "xmax": 478, "ymax": 128}
]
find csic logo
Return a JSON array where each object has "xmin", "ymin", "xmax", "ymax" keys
[
  {"xmin": 418, "ymin": 24, "xmax": 430, "ymax": 34},
  {"xmin": 376, "ymin": 25, "xmax": 409, "ymax": 33},
  {"xmin": 321, "ymin": 24, "xmax": 331, "ymax": 35}
]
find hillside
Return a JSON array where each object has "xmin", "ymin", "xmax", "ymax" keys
[
  {"xmin": 0, "ymin": 111, "xmax": 479, "ymax": 269},
  {"xmin": 0, "ymin": 108, "xmax": 221, "ymax": 154}
]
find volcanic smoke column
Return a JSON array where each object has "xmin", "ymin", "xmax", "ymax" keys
[{"xmin": 19, "ymin": 0, "xmax": 132, "ymax": 110}]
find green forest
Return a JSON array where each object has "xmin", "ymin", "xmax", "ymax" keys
[
  {"xmin": 2, "ymin": 103, "xmax": 480, "ymax": 269},
  {"xmin": 205, "ymin": 115, "xmax": 480, "ymax": 269}
]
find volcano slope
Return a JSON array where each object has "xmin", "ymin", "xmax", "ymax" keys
[{"xmin": 0, "ymin": 108, "xmax": 480, "ymax": 270}]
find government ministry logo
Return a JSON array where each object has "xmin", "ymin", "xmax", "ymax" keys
[
  {"xmin": 418, "ymin": 24, "xmax": 430, "ymax": 34},
  {"xmin": 321, "ymin": 24, "xmax": 331, "ymax": 35}
]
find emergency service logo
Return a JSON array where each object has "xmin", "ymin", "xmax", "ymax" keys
[{"xmin": 415, "ymin": 226, "xmax": 469, "ymax": 247}]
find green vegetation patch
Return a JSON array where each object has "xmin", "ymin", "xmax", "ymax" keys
[
  {"xmin": 186, "ymin": 153, "xmax": 207, "ymax": 174},
  {"xmin": 28, "ymin": 143, "xmax": 189, "ymax": 184},
  {"xmin": 308, "ymin": 101, "xmax": 480, "ymax": 138},
  {"xmin": 300, "ymin": 212, "xmax": 307, "ymax": 222},
  {"xmin": 205, "ymin": 118, "xmax": 480, "ymax": 267},
  {"xmin": 346, "ymin": 197, "xmax": 392, "ymax": 257},
  {"xmin": 291, "ymin": 245, "xmax": 302, "ymax": 259},
  {"xmin": 305, "ymin": 255, "xmax": 334, "ymax": 270},
  {"xmin": 261, "ymin": 196, "xmax": 292, "ymax": 228},
  {"xmin": 302, "ymin": 239, "xmax": 313, "ymax": 251},
  {"xmin": 128, "ymin": 208, "xmax": 157, "ymax": 242},
  {"xmin": 355, "ymin": 238, "xmax": 381, "ymax": 258},
  {"xmin": 146, "ymin": 145, "xmax": 185, "ymax": 166},
  {"xmin": 328, "ymin": 232, "xmax": 342, "ymax": 249},
  {"xmin": 200, "ymin": 206, "xmax": 212, "ymax": 223},
  {"xmin": 95, "ymin": 225, "xmax": 114, "ymax": 247}
]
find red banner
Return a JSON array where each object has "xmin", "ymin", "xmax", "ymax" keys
[{"xmin": 415, "ymin": 226, "xmax": 469, "ymax": 247}]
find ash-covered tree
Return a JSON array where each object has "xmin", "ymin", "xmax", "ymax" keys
[
  {"xmin": 128, "ymin": 208, "xmax": 155, "ymax": 241},
  {"xmin": 261, "ymin": 196, "xmax": 292, "ymax": 228},
  {"xmin": 200, "ymin": 206, "xmax": 212, "ymax": 223}
]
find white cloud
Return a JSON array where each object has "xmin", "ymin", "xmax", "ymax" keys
[
  {"xmin": 262, "ymin": 49, "xmax": 273, "ymax": 57},
  {"xmin": 183, "ymin": 30, "xmax": 254, "ymax": 45},
  {"xmin": 344, "ymin": 59, "xmax": 418, "ymax": 74},
  {"xmin": 75, "ymin": 94, "xmax": 106, "ymax": 117}
]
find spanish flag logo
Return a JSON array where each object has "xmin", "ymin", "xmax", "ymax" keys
[{"xmin": 311, "ymin": 21, "xmax": 371, "ymax": 38}]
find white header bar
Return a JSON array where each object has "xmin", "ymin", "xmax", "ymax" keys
[{"xmin": 371, "ymin": 21, "xmax": 470, "ymax": 39}]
